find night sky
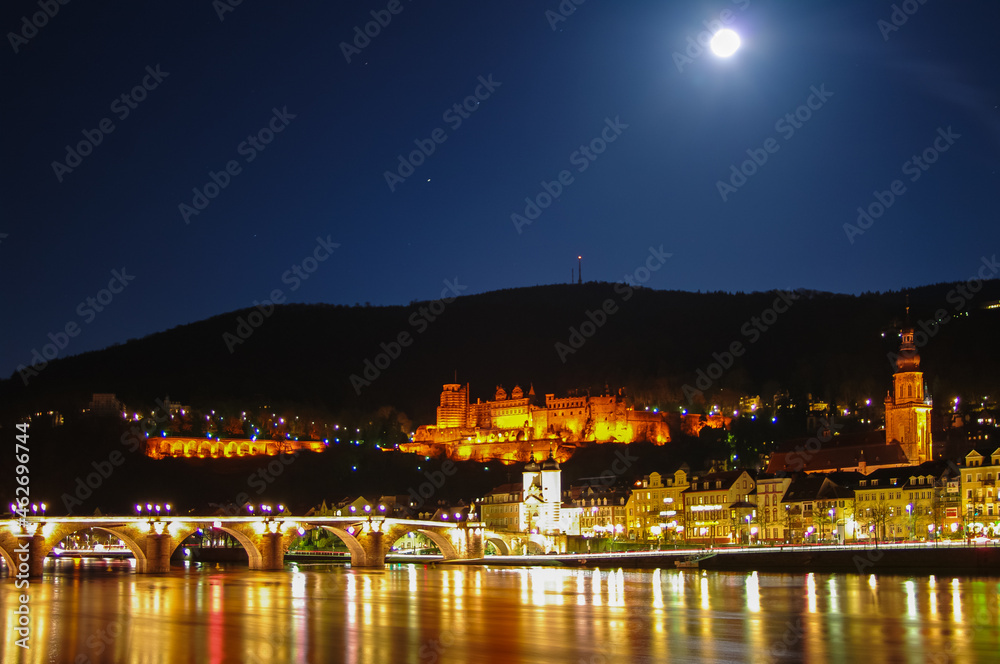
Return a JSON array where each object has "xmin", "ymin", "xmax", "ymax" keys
[{"xmin": 3, "ymin": 0, "xmax": 998, "ymax": 380}]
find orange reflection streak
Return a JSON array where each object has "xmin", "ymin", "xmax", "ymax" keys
[
  {"xmin": 210, "ymin": 582, "xmax": 223, "ymax": 664},
  {"xmin": 806, "ymin": 573, "xmax": 817, "ymax": 614},
  {"xmin": 746, "ymin": 571, "xmax": 760, "ymax": 613}
]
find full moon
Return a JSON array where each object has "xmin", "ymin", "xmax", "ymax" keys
[{"xmin": 710, "ymin": 29, "xmax": 741, "ymax": 57}]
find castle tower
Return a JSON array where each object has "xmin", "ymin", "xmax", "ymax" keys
[
  {"xmin": 884, "ymin": 317, "xmax": 932, "ymax": 463},
  {"xmin": 436, "ymin": 384, "xmax": 469, "ymax": 428}
]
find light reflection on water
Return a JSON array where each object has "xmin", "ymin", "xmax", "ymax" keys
[{"xmin": 1, "ymin": 559, "xmax": 998, "ymax": 663}]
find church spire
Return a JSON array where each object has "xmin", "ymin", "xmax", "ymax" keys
[{"xmin": 896, "ymin": 299, "xmax": 920, "ymax": 372}]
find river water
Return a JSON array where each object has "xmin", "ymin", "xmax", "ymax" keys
[{"xmin": 2, "ymin": 559, "xmax": 999, "ymax": 663}]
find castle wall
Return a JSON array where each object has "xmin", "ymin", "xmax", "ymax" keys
[{"xmin": 146, "ymin": 437, "xmax": 324, "ymax": 459}]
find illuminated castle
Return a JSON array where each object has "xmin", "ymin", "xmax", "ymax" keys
[
  {"xmin": 401, "ymin": 383, "xmax": 671, "ymax": 464},
  {"xmin": 884, "ymin": 318, "xmax": 932, "ymax": 464}
]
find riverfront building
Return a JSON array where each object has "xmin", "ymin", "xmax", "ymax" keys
[{"xmin": 959, "ymin": 447, "xmax": 1000, "ymax": 537}]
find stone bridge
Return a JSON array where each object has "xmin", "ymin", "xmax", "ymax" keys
[
  {"xmin": 0, "ymin": 516, "xmax": 484, "ymax": 577},
  {"xmin": 482, "ymin": 530, "xmax": 566, "ymax": 556}
]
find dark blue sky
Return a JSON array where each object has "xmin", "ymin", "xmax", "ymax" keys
[{"xmin": 3, "ymin": 0, "xmax": 998, "ymax": 380}]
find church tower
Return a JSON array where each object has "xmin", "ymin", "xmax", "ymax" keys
[{"xmin": 884, "ymin": 313, "xmax": 932, "ymax": 464}]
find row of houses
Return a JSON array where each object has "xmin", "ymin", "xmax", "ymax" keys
[
  {"xmin": 477, "ymin": 448, "xmax": 1000, "ymax": 545},
  {"xmin": 638, "ymin": 448, "xmax": 1000, "ymax": 544}
]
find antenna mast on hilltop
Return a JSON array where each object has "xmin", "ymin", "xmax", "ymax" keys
[{"xmin": 578, "ymin": 255, "xmax": 582, "ymax": 284}]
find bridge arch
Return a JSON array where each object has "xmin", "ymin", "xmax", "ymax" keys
[
  {"xmin": 485, "ymin": 537, "xmax": 510, "ymax": 556},
  {"xmin": 206, "ymin": 525, "xmax": 262, "ymax": 568},
  {"xmin": 35, "ymin": 524, "xmax": 150, "ymax": 572},
  {"xmin": 525, "ymin": 539, "xmax": 545, "ymax": 555},
  {"xmin": 319, "ymin": 526, "xmax": 368, "ymax": 566},
  {"xmin": 0, "ymin": 545, "xmax": 16, "ymax": 575},
  {"xmin": 393, "ymin": 529, "xmax": 458, "ymax": 560}
]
